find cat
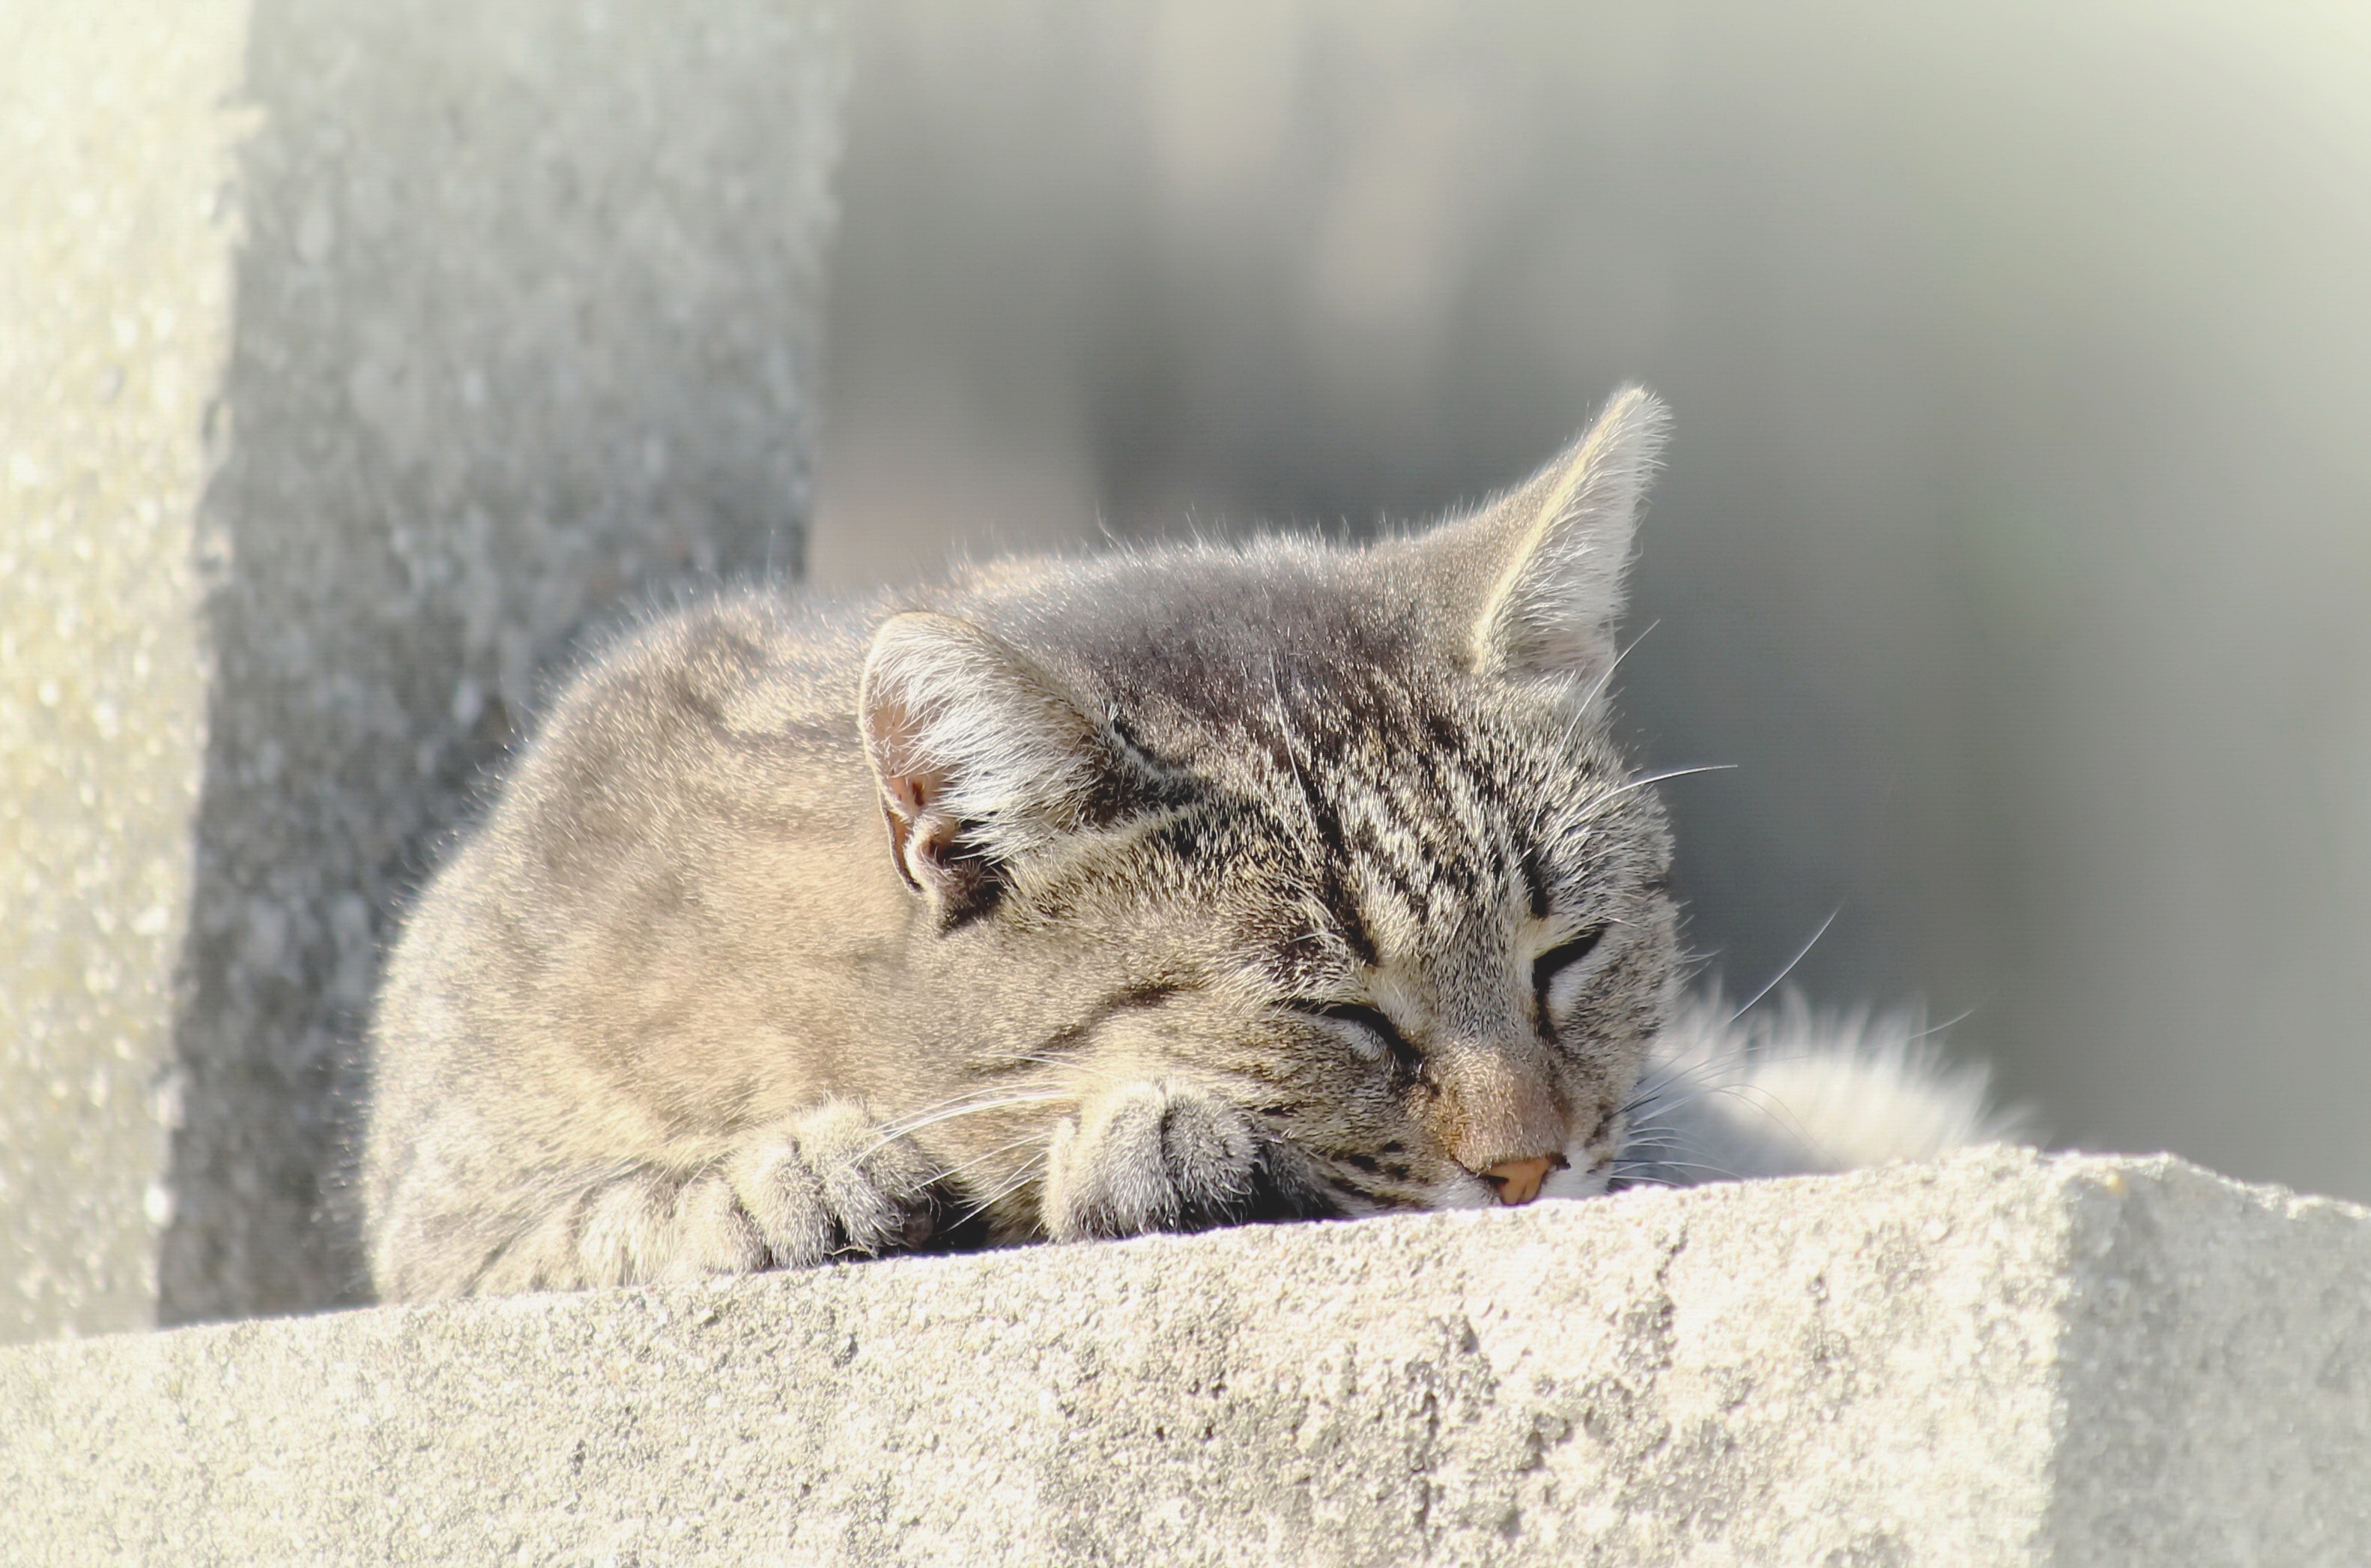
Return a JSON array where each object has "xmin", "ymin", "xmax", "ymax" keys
[{"xmin": 361, "ymin": 388, "xmax": 2020, "ymax": 1302}]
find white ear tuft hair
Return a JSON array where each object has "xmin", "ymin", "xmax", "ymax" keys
[
  {"xmin": 859, "ymin": 613, "xmax": 1109, "ymax": 904},
  {"xmin": 1471, "ymin": 385, "xmax": 1671, "ymax": 691}
]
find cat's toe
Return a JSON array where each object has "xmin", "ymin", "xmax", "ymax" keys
[
  {"xmin": 793, "ymin": 1101, "xmax": 941, "ymax": 1254},
  {"xmin": 727, "ymin": 1102, "xmax": 937, "ymax": 1265},
  {"xmin": 724, "ymin": 1135, "xmax": 836, "ymax": 1266},
  {"xmin": 575, "ymin": 1175, "xmax": 701, "ymax": 1285},
  {"xmin": 658, "ymin": 1169, "xmax": 769, "ymax": 1280},
  {"xmin": 1043, "ymin": 1080, "xmax": 1261, "ymax": 1241}
]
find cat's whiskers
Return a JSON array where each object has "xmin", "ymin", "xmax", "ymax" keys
[
  {"xmin": 1896, "ymin": 1005, "xmax": 1980, "ymax": 1044},
  {"xmin": 933, "ymin": 1130, "xmax": 1052, "ymax": 1189},
  {"xmin": 867, "ymin": 1089, "xmax": 1075, "ymax": 1155},
  {"xmin": 954, "ymin": 1150, "xmax": 1048, "ymax": 1226},
  {"xmin": 1531, "ymin": 623, "xmax": 1663, "ymax": 829},
  {"xmin": 1596, "ymin": 763, "xmax": 1738, "ymax": 805},
  {"xmin": 1626, "ymin": 1040, "xmax": 1878, "ymax": 1123},
  {"xmin": 1609, "ymin": 1154, "xmax": 1752, "ymax": 1184},
  {"xmin": 1632, "ymin": 1077, "xmax": 1818, "ymax": 1133},
  {"xmin": 1622, "ymin": 1037, "xmax": 1876, "ymax": 1170},
  {"xmin": 1724, "ymin": 908, "xmax": 1843, "ymax": 1026},
  {"xmin": 1003, "ymin": 1050, "xmax": 1080, "ymax": 1070},
  {"xmin": 1579, "ymin": 619, "xmax": 1659, "ymax": 717},
  {"xmin": 1623, "ymin": 1059, "xmax": 1803, "ymax": 1117}
]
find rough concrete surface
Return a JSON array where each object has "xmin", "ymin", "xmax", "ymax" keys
[
  {"xmin": 1, "ymin": 0, "xmax": 244, "ymax": 1351},
  {"xmin": 4, "ymin": 1149, "xmax": 2364, "ymax": 1567},
  {"xmin": 0, "ymin": 0, "xmax": 844, "ymax": 1342}
]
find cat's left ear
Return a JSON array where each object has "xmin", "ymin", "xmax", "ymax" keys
[
  {"xmin": 1456, "ymin": 385, "xmax": 1670, "ymax": 692},
  {"xmin": 859, "ymin": 611, "xmax": 1118, "ymax": 922}
]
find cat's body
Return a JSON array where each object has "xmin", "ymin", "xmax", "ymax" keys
[{"xmin": 363, "ymin": 391, "xmax": 2017, "ymax": 1301}]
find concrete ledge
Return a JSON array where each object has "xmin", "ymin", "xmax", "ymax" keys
[{"xmin": 4, "ymin": 1149, "xmax": 2366, "ymax": 1566}]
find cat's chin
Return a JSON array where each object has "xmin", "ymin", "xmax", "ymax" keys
[
  {"xmin": 1534, "ymin": 1154, "xmax": 1614, "ymax": 1205},
  {"xmin": 1422, "ymin": 1178, "xmax": 1501, "ymax": 1213}
]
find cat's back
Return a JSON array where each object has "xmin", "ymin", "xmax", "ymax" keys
[
  {"xmin": 366, "ymin": 587, "xmax": 905, "ymax": 1184},
  {"xmin": 423, "ymin": 584, "xmax": 884, "ymax": 937}
]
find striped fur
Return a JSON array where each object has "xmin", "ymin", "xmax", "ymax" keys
[{"xmin": 362, "ymin": 390, "xmax": 2015, "ymax": 1301}]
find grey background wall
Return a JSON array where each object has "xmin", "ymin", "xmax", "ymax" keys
[
  {"xmin": 808, "ymin": 0, "xmax": 2371, "ymax": 1203},
  {"xmin": 1, "ymin": 0, "xmax": 840, "ymax": 1341}
]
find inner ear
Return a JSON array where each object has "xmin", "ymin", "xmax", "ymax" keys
[
  {"xmin": 864, "ymin": 685, "xmax": 971, "ymax": 897},
  {"xmin": 868, "ymin": 706, "xmax": 947, "ymax": 888}
]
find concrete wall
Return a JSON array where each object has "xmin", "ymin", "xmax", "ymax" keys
[
  {"xmin": 4, "ymin": 1151, "xmax": 2365, "ymax": 1566},
  {"xmin": 1, "ymin": 2, "xmax": 243, "ymax": 1348},
  {"xmin": 0, "ymin": 0, "xmax": 843, "ymax": 1343}
]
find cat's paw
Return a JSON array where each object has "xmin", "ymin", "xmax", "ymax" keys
[
  {"xmin": 718, "ymin": 1101, "xmax": 940, "ymax": 1268},
  {"xmin": 1041, "ymin": 1079, "xmax": 1268, "ymax": 1242}
]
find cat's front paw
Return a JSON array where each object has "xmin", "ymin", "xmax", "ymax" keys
[
  {"xmin": 717, "ymin": 1101, "xmax": 939, "ymax": 1268},
  {"xmin": 1041, "ymin": 1080, "xmax": 1270, "ymax": 1242}
]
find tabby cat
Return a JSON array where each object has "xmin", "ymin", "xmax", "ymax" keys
[{"xmin": 363, "ymin": 389, "xmax": 2014, "ymax": 1301}]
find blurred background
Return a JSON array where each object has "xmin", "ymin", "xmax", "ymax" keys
[{"xmin": 809, "ymin": 1, "xmax": 2371, "ymax": 1200}]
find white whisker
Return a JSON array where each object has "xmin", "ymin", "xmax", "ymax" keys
[
  {"xmin": 936, "ymin": 1131, "xmax": 1050, "ymax": 1187},
  {"xmin": 1726, "ymin": 907, "xmax": 1841, "ymax": 1025},
  {"xmin": 1611, "ymin": 1156, "xmax": 1751, "ymax": 1184},
  {"xmin": 1599, "ymin": 763, "xmax": 1738, "ymax": 804},
  {"xmin": 867, "ymin": 1089, "xmax": 1074, "ymax": 1156},
  {"xmin": 1580, "ymin": 619, "xmax": 1659, "ymax": 714},
  {"xmin": 956, "ymin": 1151, "xmax": 1047, "ymax": 1225}
]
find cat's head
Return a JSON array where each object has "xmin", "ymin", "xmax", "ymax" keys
[{"xmin": 860, "ymin": 389, "xmax": 1678, "ymax": 1228}]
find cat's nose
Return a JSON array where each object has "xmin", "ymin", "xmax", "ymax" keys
[{"xmin": 1481, "ymin": 1155, "xmax": 1555, "ymax": 1205}]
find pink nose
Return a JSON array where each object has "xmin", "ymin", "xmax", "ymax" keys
[{"xmin": 1483, "ymin": 1156, "xmax": 1554, "ymax": 1205}]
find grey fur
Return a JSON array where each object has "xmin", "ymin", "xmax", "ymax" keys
[{"xmin": 363, "ymin": 390, "xmax": 2003, "ymax": 1301}]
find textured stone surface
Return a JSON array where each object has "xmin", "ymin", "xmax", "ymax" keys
[
  {"xmin": 0, "ymin": 0, "xmax": 844, "ymax": 1342},
  {"xmin": 1, "ymin": 1, "xmax": 248, "ymax": 1347},
  {"xmin": 4, "ymin": 1150, "xmax": 2364, "ymax": 1567}
]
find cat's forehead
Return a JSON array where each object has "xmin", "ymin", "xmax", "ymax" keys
[
  {"xmin": 1300, "ymin": 694, "xmax": 1600, "ymax": 904},
  {"xmin": 959, "ymin": 537, "xmax": 1433, "ymax": 706},
  {"xmin": 1176, "ymin": 656, "xmax": 1632, "ymax": 974},
  {"xmin": 957, "ymin": 534, "xmax": 1646, "ymax": 943}
]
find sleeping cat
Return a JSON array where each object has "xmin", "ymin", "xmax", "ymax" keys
[{"xmin": 363, "ymin": 388, "xmax": 2017, "ymax": 1301}]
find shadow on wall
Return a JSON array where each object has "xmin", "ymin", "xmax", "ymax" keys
[
  {"xmin": 157, "ymin": 0, "xmax": 833, "ymax": 1323},
  {"xmin": 816, "ymin": 0, "xmax": 2371, "ymax": 1200}
]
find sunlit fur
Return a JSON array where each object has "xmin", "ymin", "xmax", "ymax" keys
[
  {"xmin": 957, "ymin": 548, "xmax": 1680, "ymax": 1231},
  {"xmin": 361, "ymin": 389, "xmax": 2006, "ymax": 1303},
  {"xmin": 1617, "ymin": 995, "xmax": 2034, "ymax": 1187}
]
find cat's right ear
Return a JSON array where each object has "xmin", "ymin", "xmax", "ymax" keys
[{"xmin": 859, "ymin": 612, "xmax": 1115, "ymax": 922}]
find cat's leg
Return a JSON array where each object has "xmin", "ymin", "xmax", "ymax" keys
[
  {"xmin": 390, "ymin": 1100, "xmax": 940, "ymax": 1298},
  {"xmin": 1041, "ymin": 1079, "xmax": 1316, "ymax": 1241}
]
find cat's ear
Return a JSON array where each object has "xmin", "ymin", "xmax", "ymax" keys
[
  {"xmin": 1458, "ymin": 385, "xmax": 1669, "ymax": 691},
  {"xmin": 859, "ymin": 611, "xmax": 1114, "ymax": 920}
]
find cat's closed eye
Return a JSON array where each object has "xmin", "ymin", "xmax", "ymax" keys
[
  {"xmin": 1533, "ymin": 923, "xmax": 1611, "ymax": 1026},
  {"xmin": 1286, "ymin": 999, "xmax": 1423, "ymax": 1073}
]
